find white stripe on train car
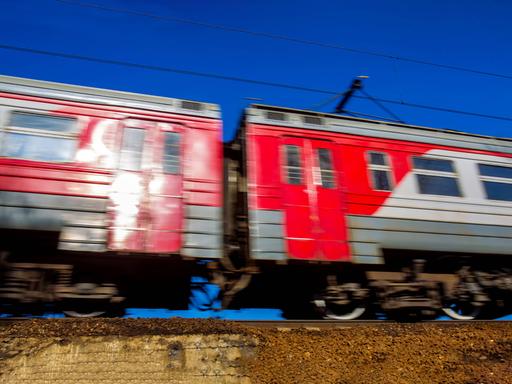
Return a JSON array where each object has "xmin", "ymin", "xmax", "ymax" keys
[{"xmin": 374, "ymin": 149, "xmax": 512, "ymax": 226}]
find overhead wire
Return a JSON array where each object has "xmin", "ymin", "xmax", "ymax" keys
[
  {"xmin": 310, "ymin": 87, "xmax": 405, "ymax": 123},
  {"xmin": 2, "ymin": 43, "xmax": 512, "ymax": 123},
  {"xmin": 359, "ymin": 88, "xmax": 405, "ymax": 123},
  {"xmin": 0, "ymin": 44, "xmax": 336, "ymax": 95},
  {"xmin": 343, "ymin": 110, "xmax": 404, "ymax": 124},
  {"xmin": 55, "ymin": 0, "xmax": 512, "ymax": 81},
  {"xmin": 308, "ymin": 91, "xmax": 346, "ymax": 110}
]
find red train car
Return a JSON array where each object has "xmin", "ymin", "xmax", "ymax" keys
[
  {"xmin": 1, "ymin": 75, "xmax": 511, "ymax": 320},
  {"xmin": 0, "ymin": 75, "xmax": 223, "ymax": 315},
  {"xmin": 223, "ymin": 104, "xmax": 512, "ymax": 319}
]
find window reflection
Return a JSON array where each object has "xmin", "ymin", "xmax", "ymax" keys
[
  {"xmin": 9, "ymin": 111, "xmax": 76, "ymax": 133},
  {"xmin": 163, "ymin": 132, "xmax": 181, "ymax": 174},
  {"xmin": 479, "ymin": 164, "xmax": 512, "ymax": 179},
  {"xmin": 118, "ymin": 128, "xmax": 145, "ymax": 171},
  {"xmin": 478, "ymin": 163, "xmax": 512, "ymax": 201},
  {"xmin": 482, "ymin": 181, "xmax": 512, "ymax": 201},
  {"xmin": 413, "ymin": 157, "xmax": 454, "ymax": 172},
  {"xmin": 368, "ymin": 151, "xmax": 393, "ymax": 191},
  {"xmin": 413, "ymin": 156, "xmax": 461, "ymax": 197},
  {"xmin": 1, "ymin": 111, "xmax": 77, "ymax": 162},
  {"xmin": 3, "ymin": 133, "xmax": 76, "ymax": 162},
  {"xmin": 372, "ymin": 169, "xmax": 391, "ymax": 191},
  {"xmin": 317, "ymin": 148, "xmax": 335, "ymax": 188},
  {"xmin": 417, "ymin": 174, "xmax": 461, "ymax": 197},
  {"xmin": 284, "ymin": 145, "xmax": 302, "ymax": 185}
]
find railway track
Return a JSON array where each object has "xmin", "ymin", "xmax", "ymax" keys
[
  {"xmin": 0, "ymin": 317, "xmax": 509, "ymax": 329},
  {"xmin": 234, "ymin": 319, "xmax": 511, "ymax": 329}
]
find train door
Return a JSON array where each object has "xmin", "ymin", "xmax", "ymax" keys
[
  {"xmin": 281, "ymin": 137, "xmax": 349, "ymax": 261},
  {"xmin": 109, "ymin": 119, "xmax": 184, "ymax": 253}
]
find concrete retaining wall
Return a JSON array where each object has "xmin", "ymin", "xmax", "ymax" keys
[{"xmin": 0, "ymin": 335, "xmax": 256, "ymax": 384}]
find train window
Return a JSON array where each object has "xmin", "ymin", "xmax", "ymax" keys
[
  {"xmin": 416, "ymin": 175, "xmax": 461, "ymax": 197},
  {"xmin": 481, "ymin": 182, "xmax": 512, "ymax": 201},
  {"xmin": 267, "ymin": 111, "xmax": 287, "ymax": 121},
  {"xmin": 284, "ymin": 145, "xmax": 302, "ymax": 184},
  {"xmin": 162, "ymin": 132, "xmax": 181, "ymax": 174},
  {"xmin": 2, "ymin": 134, "xmax": 76, "ymax": 162},
  {"xmin": 372, "ymin": 170, "xmax": 392, "ymax": 191},
  {"xmin": 303, "ymin": 116, "xmax": 323, "ymax": 126},
  {"xmin": 119, "ymin": 128, "xmax": 145, "ymax": 171},
  {"xmin": 479, "ymin": 164, "xmax": 512, "ymax": 179},
  {"xmin": 1, "ymin": 111, "xmax": 77, "ymax": 162},
  {"xmin": 9, "ymin": 111, "xmax": 76, "ymax": 133},
  {"xmin": 317, "ymin": 148, "xmax": 335, "ymax": 188},
  {"xmin": 369, "ymin": 152, "xmax": 387, "ymax": 166},
  {"xmin": 367, "ymin": 151, "xmax": 393, "ymax": 191},
  {"xmin": 478, "ymin": 164, "xmax": 512, "ymax": 201},
  {"xmin": 413, "ymin": 157, "xmax": 454, "ymax": 173},
  {"xmin": 180, "ymin": 100, "xmax": 203, "ymax": 111},
  {"xmin": 412, "ymin": 156, "xmax": 461, "ymax": 197}
]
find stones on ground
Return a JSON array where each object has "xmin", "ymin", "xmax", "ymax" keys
[{"xmin": 0, "ymin": 319, "xmax": 510, "ymax": 383}]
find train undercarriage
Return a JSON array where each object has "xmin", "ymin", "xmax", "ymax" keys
[
  {"xmin": 0, "ymin": 232, "xmax": 510, "ymax": 320},
  {"xmin": 0, "ymin": 230, "xmax": 192, "ymax": 318},
  {"xmin": 208, "ymin": 247, "xmax": 512, "ymax": 321}
]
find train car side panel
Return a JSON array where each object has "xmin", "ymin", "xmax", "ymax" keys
[
  {"xmin": 245, "ymin": 105, "xmax": 512, "ymax": 267},
  {"xmin": 245, "ymin": 122, "xmax": 351, "ymax": 261},
  {"xmin": 0, "ymin": 75, "xmax": 223, "ymax": 259},
  {"xmin": 244, "ymin": 126, "xmax": 286, "ymax": 260}
]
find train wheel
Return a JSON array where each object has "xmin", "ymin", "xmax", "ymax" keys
[
  {"xmin": 442, "ymin": 266, "xmax": 488, "ymax": 320},
  {"xmin": 313, "ymin": 281, "xmax": 369, "ymax": 321},
  {"xmin": 60, "ymin": 283, "xmax": 123, "ymax": 318},
  {"xmin": 314, "ymin": 300, "xmax": 367, "ymax": 320},
  {"xmin": 63, "ymin": 309, "xmax": 107, "ymax": 318},
  {"xmin": 442, "ymin": 304, "xmax": 481, "ymax": 320},
  {"xmin": 63, "ymin": 302, "xmax": 126, "ymax": 318}
]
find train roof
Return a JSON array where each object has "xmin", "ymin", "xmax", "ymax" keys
[
  {"xmin": 0, "ymin": 75, "xmax": 220, "ymax": 119},
  {"xmin": 246, "ymin": 104, "xmax": 512, "ymax": 155}
]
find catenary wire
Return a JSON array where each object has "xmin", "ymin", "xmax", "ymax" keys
[
  {"xmin": 359, "ymin": 89, "xmax": 404, "ymax": 123},
  {"xmin": 55, "ymin": 0, "xmax": 512, "ymax": 81},
  {"xmin": 343, "ymin": 110, "xmax": 404, "ymax": 124},
  {"xmin": 308, "ymin": 83, "xmax": 405, "ymax": 123},
  {"xmin": 2, "ymin": 43, "xmax": 512, "ymax": 124},
  {"xmin": 309, "ymin": 91, "xmax": 347, "ymax": 110}
]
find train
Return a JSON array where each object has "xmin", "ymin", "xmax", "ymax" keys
[{"xmin": 0, "ymin": 75, "xmax": 510, "ymax": 320}]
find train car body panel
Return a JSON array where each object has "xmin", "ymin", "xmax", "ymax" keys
[
  {"xmin": 244, "ymin": 121, "xmax": 352, "ymax": 262},
  {"xmin": 278, "ymin": 136, "xmax": 350, "ymax": 261},
  {"xmin": 243, "ymin": 105, "xmax": 512, "ymax": 265},
  {"xmin": 108, "ymin": 118, "xmax": 185, "ymax": 253},
  {"xmin": 0, "ymin": 75, "xmax": 223, "ymax": 259}
]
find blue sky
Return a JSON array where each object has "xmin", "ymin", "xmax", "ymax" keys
[{"xmin": 1, "ymin": 0, "xmax": 512, "ymax": 140}]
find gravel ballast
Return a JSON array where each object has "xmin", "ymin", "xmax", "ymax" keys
[{"xmin": 1, "ymin": 319, "xmax": 511, "ymax": 384}]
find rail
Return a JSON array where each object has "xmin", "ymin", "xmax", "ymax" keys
[{"xmin": 0, "ymin": 317, "xmax": 509, "ymax": 329}]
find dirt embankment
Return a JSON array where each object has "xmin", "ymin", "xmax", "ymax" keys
[
  {"xmin": 1, "ymin": 319, "xmax": 511, "ymax": 384},
  {"xmin": 249, "ymin": 323, "xmax": 512, "ymax": 384}
]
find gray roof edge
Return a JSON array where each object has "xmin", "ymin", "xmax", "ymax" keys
[
  {"xmin": 246, "ymin": 104, "xmax": 512, "ymax": 145},
  {"xmin": 0, "ymin": 75, "xmax": 221, "ymax": 119}
]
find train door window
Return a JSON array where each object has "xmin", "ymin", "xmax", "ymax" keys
[
  {"xmin": 412, "ymin": 156, "xmax": 461, "ymax": 197},
  {"xmin": 478, "ymin": 163, "xmax": 512, "ymax": 201},
  {"xmin": 284, "ymin": 145, "xmax": 303, "ymax": 184},
  {"xmin": 119, "ymin": 128, "xmax": 145, "ymax": 171},
  {"xmin": 367, "ymin": 151, "xmax": 393, "ymax": 191},
  {"xmin": 1, "ymin": 111, "xmax": 77, "ymax": 162},
  {"xmin": 162, "ymin": 132, "xmax": 181, "ymax": 174},
  {"xmin": 316, "ymin": 148, "xmax": 335, "ymax": 188}
]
